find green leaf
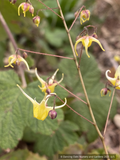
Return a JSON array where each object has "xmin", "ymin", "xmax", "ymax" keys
[
  {"xmin": 34, "ymin": 121, "xmax": 79, "ymax": 156},
  {"xmin": 58, "ymin": 53, "xmax": 117, "ymax": 142},
  {"xmin": 0, "ymin": 149, "xmax": 47, "ymax": 160},
  {"xmin": 0, "ymin": 69, "xmax": 68, "ymax": 149},
  {"xmin": 45, "ymin": 28, "xmax": 66, "ymax": 47},
  {"xmin": 58, "ymin": 52, "xmax": 101, "ymax": 91}
]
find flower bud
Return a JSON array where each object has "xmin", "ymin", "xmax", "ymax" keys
[
  {"xmin": 29, "ymin": 5, "xmax": 34, "ymax": 16},
  {"xmin": 33, "ymin": 16, "xmax": 40, "ymax": 27},
  {"xmin": 100, "ymin": 88, "xmax": 111, "ymax": 97},
  {"xmin": 48, "ymin": 110, "xmax": 57, "ymax": 119},
  {"xmin": 9, "ymin": 0, "xmax": 17, "ymax": 4},
  {"xmin": 80, "ymin": 9, "xmax": 90, "ymax": 24},
  {"xmin": 46, "ymin": 89, "xmax": 51, "ymax": 95},
  {"xmin": 23, "ymin": 52, "xmax": 28, "ymax": 59},
  {"xmin": 92, "ymin": 33, "xmax": 98, "ymax": 39},
  {"xmin": 74, "ymin": 11, "xmax": 79, "ymax": 18}
]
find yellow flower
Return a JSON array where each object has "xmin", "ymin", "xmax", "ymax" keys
[
  {"xmin": 4, "ymin": 55, "xmax": 30, "ymax": 70},
  {"xmin": 18, "ymin": 2, "xmax": 34, "ymax": 17},
  {"xmin": 17, "ymin": 85, "xmax": 67, "ymax": 121},
  {"xmin": 80, "ymin": 10, "xmax": 90, "ymax": 24},
  {"xmin": 106, "ymin": 66, "xmax": 120, "ymax": 90},
  {"xmin": 35, "ymin": 68, "xmax": 64, "ymax": 94},
  {"xmin": 74, "ymin": 35, "xmax": 105, "ymax": 58}
]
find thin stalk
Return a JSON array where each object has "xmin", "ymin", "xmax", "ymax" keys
[
  {"xmin": 68, "ymin": 6, "xmax": 85, "ymax": 32},
  {"xmin": 103, "ymin": 88, "xmax": 115, "ymax": 136},
  {"xmin": 18, "ymin": 48, "xmax": 73, "ymax": 60},
  {"xmin": 0, "ymin": 12, "xmax": 27, "ymax": 88},
  {"xmin": 57, "ymin": 83, "xmax": 87, "ymax": 105},
  {"xmin": 56, "ymin": 0, "xmax": 109, "ymax": 158},
  {"xmin": 56, "ymin": 95, "xmax": 94, "ymax": 125},
  {"xmin": 37, "ymin": 0, "xmax": 62, "ymax": 19}
]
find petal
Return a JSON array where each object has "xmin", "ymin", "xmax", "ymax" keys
[
  {"xmin": 84, "ymin": 37, "xmax": 90, "ymax": 58},
  {"xmin": 48, "ymin": 73, "xmax": 64, "ymax": 93},
  {"xmin": 18, "ymin": 3, "xmax": 23, "ymax": 16},
  {"xmin": 90, "ymin": 37, "xmax": 105, "ymax": 51},
  {"xmin": 35, "ymin": 68, "xmax": 46, "ymax": 88},
  {"xmin": 106, "ymin": 70, "xmax": 116, "ymax": 86},
  {"xmin": 115, "ymin": 65, "xmax": 120, "ymax": 79},
  {"xmin": 18, "ymin": 56, "xmax": 30, "ymax": 70},
  {"xmin": 48, "ymin": 69, "xmax": 59, "ymax": 85},
  {"xmin": 4, "ymin": 56, "xmax": 16, "ymax": 68},
  {"xmin": 17, "ymin": 84, "xmax": 37, "ymax": 105},
  {"xmin": 74, "ymin": 37, "xmax": 84, "ymax": 56},
  {"xmin": 46, "ymin": 98, "xmax": 67, "ymax": 109},
  {"xmin": 33, "ymin": 98, "xmax": 51, "ymax": 121}
]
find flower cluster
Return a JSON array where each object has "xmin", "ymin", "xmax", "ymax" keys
[
  {"xmin": 17, "ymin": 68, "xmax": 66, "ymax": 121},
  {"xmin": 18, "ymin": 2, "xmax": 34, "ymax": 17}
]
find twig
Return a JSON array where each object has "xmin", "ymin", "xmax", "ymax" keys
[
  {"xmin": 0, "ymin": 12, "xmax": 27, "ymax": 88},
  {"xmin": 18, "ymin": 48, "xmax": 74, "ymax": 60},
  {"xmin": 37, "ymin": 0, "xmax": 63, "ymax": 19},
  {"xmin": 56, "ymin": 0, "xmax": 110, "ymax": 158},
  {"xmin": 57, "ymin": 83, "xmax": 87, "ymax": 105},
  {"xmin": 103, "ymin": 88, "xmax": 116, "ymax": 136},
  {"xmin": 68, "ymin": 6, "xmax": 85, "ymax": 32},
  {"xmin": 56, "ymin": 95, "xmax": 94, "ymax": 125}
]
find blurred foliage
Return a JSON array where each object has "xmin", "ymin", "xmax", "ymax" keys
[
  {"xmin": 0, "ymin": 0, "xmax": 118, "ymax": 159},
  {"xmin": 0, "ymin": 149, "xmax": 47, "ymax": 160}
]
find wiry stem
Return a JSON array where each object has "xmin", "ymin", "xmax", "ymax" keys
[
  {"xmin": 37, "ymin": 0, "xmax": 62, "ymax": 19},
  {"xmin": 56, "ymin": 0, "xmax": 109, "ymax": 158},
  {"xmin": 56, "ymin": 95, "xmax": 94, "ymax": 125},
  {"xmin": 68, "ymin": 6, "xmax": 85, "ymax": 32},
  {"xmin": 0, "ymin": 12, "xmax": 27, "ymax": 88},
  {"xmin": 57, "ymin": 83, "xmax": 87, "ymax": 105},
  {"xmin": 103, "ymin": 88, "xmax": 115, "ymax": 136},
  {"xmin": 18, "ymin": 48, "xmax": 73, "ymax": 60}
]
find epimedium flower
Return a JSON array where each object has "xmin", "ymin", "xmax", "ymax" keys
[
  {"xmin": 4, "ymin": 55, "xmax": 30, "ymax": 70},
  {"xmin": 74, "ymin": 35, "xmax": 105, "ymax": 58},
  {"xmin": 80, "ymin": 9, "xmax": 90, "ymax": 24},
  {"xmin": 33, "ymin": 16, "xmax": 40, "ymax": 27},
  {"xmin": 18, "ymin": 2, "xmax": 34, "ymax": 17},
  {"xmin": 100, "ymin": 87, "xmax": 111, "ymax": 97},
  {"xmin": 35, "ymin": 68, "xmax": 64, "ymax": 94},
  {"xmin": 17, "ymin": 85, "xmax": 67, "ymax": 121},
  {"xmin": 106, "ymin": 65, "xmax": 120, "ymax": 90}
]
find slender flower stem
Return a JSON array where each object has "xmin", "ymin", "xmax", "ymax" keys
[
  {"xmin": 57, "ymin": 83, "xmax": 87, "ymax": 105},
  {"xmin": 56, "ymin": 95, "xmax": 94, "ymax": 125},
  {"xmin": 103, "ymin": 88, "xmax": 115, "ymax": 136},
  {"xmin": 37, "ymin": 0, "xmax": 62, "ymax": 19},
  {"xmin": 56, "ymin": 0, "xmax": 109, "ymax": 158},
  {"xmin": 68, "ymin": 6, "xmax": 85, "ymax": 32},
  {"xmin": 37, "ymin": 7, "xmax": 58, "ymax": 15},
  {"xmin": 18, "ymin": 48, "xmax": 74, "ymax": 60},
  {"xmin": 0, "ymin": 12, "xmax": 27, "ymax": 88}
]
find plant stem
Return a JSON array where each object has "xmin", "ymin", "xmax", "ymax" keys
[
  {"xmin": 68, "ymin": 6, "xmax": 85, "ymax": 32},
  {"xmin": 58, "ymin": 83, "xmax": 87, "ymax": 105},
  {"xmin": 56, "ymin": 95, "xmax": 94, "ymax": 125},
  {"xmin": 56, "ymin": 0, "xmax": 109, "ymax": 158},
  {"xmin": 37, "ymin": 0, "xmax": 62, "ymax": 19},
  {"xmin": 18, "ymin": 48, "xmax": 74, "ymax": 60},
  {"xmin": 0, "ymin": 12, "xmax": 27, "ymax": 88},
  {"xmin": 103, "ymin": 88, "xmax": 115, "ymax": 136}
]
